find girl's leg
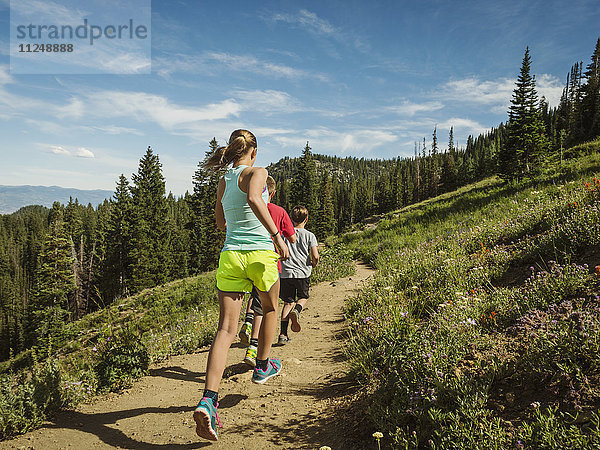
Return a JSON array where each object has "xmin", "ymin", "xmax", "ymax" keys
[
  {"xmin": 205, "ymin": 290, "xmax": 244, "ymax": 392},
  {"xmin": 256, "ymin": 279, "xmax": 280, "ymax": 360}
]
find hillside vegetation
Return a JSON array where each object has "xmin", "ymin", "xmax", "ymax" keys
[
  {"xmin": 0, "ymin": 247, "xmax": 353, "ymax": 440},
  {"xmin": 340, "ymin": 146, "xmax": 600, "ymax": 448}
]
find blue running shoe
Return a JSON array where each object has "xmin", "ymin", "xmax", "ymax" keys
[
  {"xmin": 252, "ymin": 358, "xmax": 282, "ymax": 384},
  {"xmin": 193, "ymin": 397, "xmax": 222, "ymax": 441}
]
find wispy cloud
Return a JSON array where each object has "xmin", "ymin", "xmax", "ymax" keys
[
  {"xmin": 61, "ymin": 91, "xmax": 242, "ymax": 129},
  {"xmin": 80, "ymin": 125, "xmax": 144, "ymax": 136},
  {"xmin": 272, "ymin": 127, "xmax": 398, "ymax": 154},
  {"xmin": 440, "ymin": 77, "xmax": 514, "ymax": 105},
  {"xmin": 154, "ymin": 52, "xmax": 329, "ymax": 82},
  {"xmin": 41, "ymin": 144, "xmax": 95, "ymax": 158},
  {"xmin": 233, "ymin": 89, "xmax": 301, "ymax": 113},
  {"xmin": 0, "ymin": 65, "xmax": 13, "ymax": 85},
  {"xmin": 269, "ymin": 9, "xmax": 369, "ymax": 52},
  {"xmin": 536, "ymin": 74, "xmax": 563, "ymax": 107},
  {"xmin": 387, "ymin": 100, "xmax": 444, "ymax": 116},
  {"xmin": 9, "ymin": 0, "xmax": 86, "ymax": 23},
  {"xmin": 436, "ymin": 118, "xmax": 490, "ymax": 137},
  {"xmin": 438, "ymin": 73, "xmax": 563, "ymax": 114}
]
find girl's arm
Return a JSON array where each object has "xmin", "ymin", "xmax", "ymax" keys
[
  {"xmin": 215, "ymin": 177, "xmax": 226, "ymax": 231},
  {"xmin": 246, "ymin": 168, "xmax": 289, "ymax": 260}
]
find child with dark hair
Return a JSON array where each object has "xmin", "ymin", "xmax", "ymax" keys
[{"xmin": 278, "ymin": 205, "xmax": 319, "ymax": 344}]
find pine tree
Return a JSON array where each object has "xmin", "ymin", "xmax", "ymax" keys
[
  {"xmin": 291, "ymin": 142, "xmax": 317, "ymax": 217},
  {"xmin": 26, "ymin": 202, "xmax": 76, "ymax": 348},
  {"xmin": 315, "ymin": 173, "xmax": 335, "ymax": 239},
  {"xmin": 130, "ymin": 147, "xmax": 171, "ymax": 292},
  {"xmin": 430, "ymin": 126, "xmax": 440, "ymax": 197},
  {"xmin": 500, "ymin": 47, "xmax": 548, "ymax": 179},
  {"xmin": 189, "ymin": 138, "xmax": 226, "ymax": 272},
  {"xmin": 581, "ymin": 38, "xmax": 600, "ymax": 140},
  {"xmin": 102, "ymin": 175, "xmax": 133, "ymax": 300}
]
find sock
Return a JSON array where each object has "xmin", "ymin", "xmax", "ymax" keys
[
  {"xmin": 280, "ymin": 320, "xmax": 289, "ymax": 335},
  {"xmin": 202, "ymin": 389, "xmax": 218, "ymax": 406},
  {"xmin": 256, "ymin": 359, "xmax": 268, "ymax": 371},
  {"xmin": 244, "ymin": 311, "xmax": 254, "ymax": 324},
  {"xmin": 294, "ymin": 304, "xmax": 303, "ymax": 314},
  {"xmin": 250, "ymin": 338, "xmax": 258, "ymax": 347}
]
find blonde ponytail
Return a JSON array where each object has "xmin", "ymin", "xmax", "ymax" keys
[{"xmin": 203, "ymin": 129, "xmax": 257, "ymax": 170}]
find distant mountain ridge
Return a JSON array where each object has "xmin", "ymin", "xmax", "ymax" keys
[{"xmin": 0, "ymin": 185, "xmax": 113, "ymax": 215}]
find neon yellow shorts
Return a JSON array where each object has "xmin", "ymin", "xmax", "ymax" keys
[{"xmin": 216, "ymin": 250, "xmax": 280, "ymax": 293}]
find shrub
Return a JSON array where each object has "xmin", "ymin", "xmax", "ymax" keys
[
  {"xmin": 95, "ymin": 325, "xmax": 150, "ymax": 392},
  {"xmin": 0, "ymin": 358, "xmax": 64, "ymax": 440}
]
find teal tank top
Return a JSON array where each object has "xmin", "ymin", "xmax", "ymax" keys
[{"xmin": 221, "ymin": 165, "xmax": 273, "ymax": 251}]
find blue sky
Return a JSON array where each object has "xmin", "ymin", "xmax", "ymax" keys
[{"xmin": 1, "ymin": 0, "xmax": 599, "ymax": 195}]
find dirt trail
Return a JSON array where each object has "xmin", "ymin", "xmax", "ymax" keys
[{"xmin": 4, "ymin": 264, "xmax": 374, "ymax": 450}]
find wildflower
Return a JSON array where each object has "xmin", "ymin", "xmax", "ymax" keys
[
  {"xmin": 319, "ymin": 447, "xmax": 332, "ymax": 450},
  {"xmin": 92, "ymin": 346, "xmax": 97, "ymax": 352},
  {"xmin": 595, "ymin": 265, "xmax": 600, "ymax": 276},
  {"xmin": 373, "ymin": 432, "xmax": 384, "ymax": 439},
  {"xmin": 530, "ymin": 401, "xmax": 540, "ymax": 409}
]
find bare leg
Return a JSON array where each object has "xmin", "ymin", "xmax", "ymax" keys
[
  {"xmin": 204, "ymin": 290, "xmax": 244, "ymax": 392},
  {"xmin": 289, "ymin": 298, "xmax": 307, "ymax": 333},
  {"xmin": 256, "ymin": 279, "xmax": 280, "ymax": 361},
  {"xmin": 251, "ymin": 314, "xmax": 262, "ymax": 340},
  {"xmin": 296, "ymin": 298, "xmax": 308, "ymax": 309},
  {"xmin": 281, "ymin": 302, "xmax": 294, "ymax": 322},
  {"xmin": 245, "ymin": 296, "xmax": 254, "ymax": 315}
]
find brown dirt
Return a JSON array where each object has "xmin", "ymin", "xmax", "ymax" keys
[{"xmin": 3, "ymin": 264, "xmax": 375, "ymax": 450}]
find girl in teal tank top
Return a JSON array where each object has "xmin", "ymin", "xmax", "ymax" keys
[
  {"xmin": 221, "ymin": 164, "xmax": 273, "ymax": 251},
  {"xmin": 193, "ymin": 130, "xmax": 289, "ymax": 442}
]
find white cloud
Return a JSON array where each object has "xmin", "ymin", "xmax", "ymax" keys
[
  {"xmin": 273, "ymin": 9, "xmax": 337, "ymax": 36},
  {"xmin": 272, "ymin": 127, "xmax": 398, "ymax": 154},
  {"xmin": 49, "ymin": 145, "xmax": 70, "ymax": 156},
  {"xmin": 270, "ymin": 9, "xmax": 368, "ymax": 52},
  {"xmin": 75, "ymin": 147, "xmax": 95, "ymax": 158},
  {"xmin": 10, "ymin": 0, "xmax": 86, "ymax": 23},
  {"xmin": 436, "ymin": 118, "xmax": 490, "ymax": 137},
  {"xmin": 439, "ymin": 74, "xmax": 564, "ymax": 111},
  {"xmin": 82, "ymin": 125, "xmax": 144, "ymax": 135},
  {"xmin": 40, "ymin": 144, "xmax": 95, "ymax": 158},
  {"xmin": 440, "ymin": 77, "xmax": 514, "ymax": 105},
  {"xmin": 536, "ymin": 74, "xmax": 563, "ymax": 108},
  {"xmin": 0, "ymin": 65, "xmax": 13, "ymax": 85},
  {"xmin": 233, "ymin": 89, "xmax": 301, "ymax": 113},
  {"xmin": 154, "ymin": 52, "xmax": 328, "ymax": 82},
  {"xmin": 64, "ymin": 91, "xmax": 242, "ymax": 129},
  {"xmin": 388, "ymin": 100, "xmax": 444, "ymax": 116}
]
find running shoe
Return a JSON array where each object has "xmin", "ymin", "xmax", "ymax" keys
[
  {"xmin": 193, "ymin": 397, "xmax": 222, "ymax": 441},
  {"xmin": 277, "ymin": 334, "xmax": 291, "ymax": 345},
  {"xmin": 252, "ymin": 358, "xmax": 282, "ymax": 384},
  {"xmin": 238, "ymin": 322, "xmax": 252, "ymax": 346},
  {"xmin": 244, "ymin": 344, "xmax": 257, "ymax": 367},
  {"xmin": 289, "ymin": 309, "xmax": 301, "ymax": 332}
]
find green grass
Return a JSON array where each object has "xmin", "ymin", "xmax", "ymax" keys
[{"xmin": 339, "ymin": 151, "xmax": 600, "ymax": 449}]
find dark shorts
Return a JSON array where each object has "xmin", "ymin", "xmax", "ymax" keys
[
  {"xmin": 280, "ymin": 278, "xmax": 310, "ymax": 303},
  {"xmin": 250, "ymin": 287, "xmax": 263, "ymax": 316}
]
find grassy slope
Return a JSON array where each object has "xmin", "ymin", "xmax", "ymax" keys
[
  {"xmin": 0, "ymin": 245, "xmax": 354, "ymax": 440},
  {"xmin": 339, "ymin": 147, "xmax": 600, "ymax": 449}
]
